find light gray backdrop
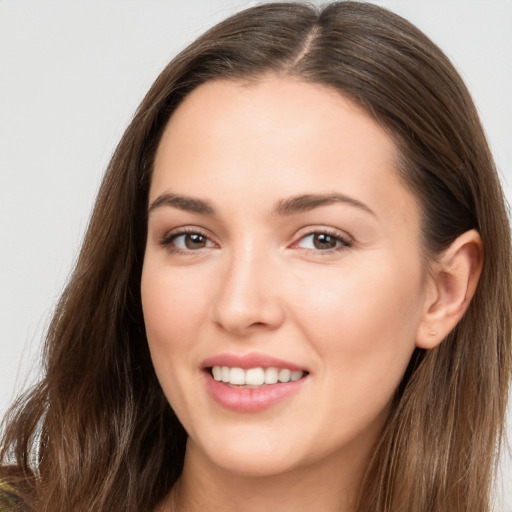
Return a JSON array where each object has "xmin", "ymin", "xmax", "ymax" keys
[{"xmin": 1, "ymin": 0, "xmax": 511, "ymax": 509}]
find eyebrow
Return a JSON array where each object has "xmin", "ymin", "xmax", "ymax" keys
[
  {"xmin": 271, "ymin": 193, "xmax": 375, "ymax": 217},
  {"xmin": 148, "ymin": 193, "xmax": 216, "ymax": 215},
  {"xmin": 148, "ymin": 192, "xmax": 374, "ymax": 217}
]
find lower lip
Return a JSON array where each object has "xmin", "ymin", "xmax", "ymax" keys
[{"xmin": 203, "ymin": 372, "xmax": 308, "ymax": 413}]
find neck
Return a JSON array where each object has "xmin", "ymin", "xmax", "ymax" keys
[{"xmin": 161, "ymin": 438, "xmax": 373, "ymax": 512}]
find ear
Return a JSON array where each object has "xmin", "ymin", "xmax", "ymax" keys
[{"xmin": 416, "ymin": 229, "xmax": 484, "ymax": 349}]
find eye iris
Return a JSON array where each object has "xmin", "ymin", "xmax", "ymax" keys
[
  {"xmin": 313, "ymin": 233, "xmax": 337, "ymax": 250},
  {"xmin": 185, "ymin": 233, "xmax": 206, "ymax": 249}
]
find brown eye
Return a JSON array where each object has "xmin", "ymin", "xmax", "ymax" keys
[
  {"xmin": 313, "ymin": 233, "xmax": 338, "ymax": 250},
  {"xmin": 163, "ymin": 231, "xmax": 215, "ymax": 252},
  {"xmin": 184, "ymin": 233, "xmax": 207, "ymax": 249},
  {"xmin": 294, "ymin": 231, "xmax": 351, "ymax": 252}
]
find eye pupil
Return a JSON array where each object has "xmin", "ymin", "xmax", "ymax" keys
[
  {"xmin": 313, "ymin": 233, "xmax": 337, "ymax": 250},
  {"xmin": 185, "ymin": 233, "xmax": 206, "ymax": 249}
]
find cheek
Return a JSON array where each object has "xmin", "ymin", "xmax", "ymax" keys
[
  {"xmin": 142, "ymin": 266, "xmax": 207, "ymax": 345},
  {"xmin": 292, "ymin": 257, "xmax": 424, "ymax": 387},
  {"xmin": 141, "ymin": 266, "xmax": 209, "ymax": 417},
  {"xmin": 140, "ymin": 265, "xmax": 213, "ymax": 399},
  {"xmin": 290, "ymin": 268, "xmax": 422, "ymax": 445}
]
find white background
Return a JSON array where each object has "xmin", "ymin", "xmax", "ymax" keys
[{"xmin": 1, "ymin": 0, "xmax": 511, "ymax": 508}]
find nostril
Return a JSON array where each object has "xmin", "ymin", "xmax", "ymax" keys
[{"xmin": 249, "ymin": 321, "xmax": 268, "ymax": 329}]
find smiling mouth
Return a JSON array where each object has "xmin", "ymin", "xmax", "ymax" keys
[{"xmin": 210, "ymin": 366, "xmax": 308, "ymax": 387}]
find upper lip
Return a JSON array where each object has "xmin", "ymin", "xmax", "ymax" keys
[{"xmin": 201, "ymin": 352, "xmax": 307, "ymax": 372}]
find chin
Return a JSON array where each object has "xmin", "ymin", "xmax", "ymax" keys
[
  {"xmin": 209, "ymin": 451, "xmax": 303, "ymax": 478},
  {"xmin": 189, "ymin": 428, "xmax": 308, "ymax": 478}
]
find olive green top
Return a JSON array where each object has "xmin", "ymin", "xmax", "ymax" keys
[{"xmin": 0, "ymin": 480, "xmax": 16, "ymax": 511}]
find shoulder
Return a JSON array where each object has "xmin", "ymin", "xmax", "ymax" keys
[{"xmin": 0, "ymin": 480, "xmax": 18, "ymax": 511}]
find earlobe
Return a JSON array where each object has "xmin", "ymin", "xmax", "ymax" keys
[{"xmin": 416, "ymin": 229, "xmax": 484, "ymax": 349}]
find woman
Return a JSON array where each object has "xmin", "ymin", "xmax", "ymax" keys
[{"xmin": 1, "ymin": 2, "xmax": 510, "ymax": 511}]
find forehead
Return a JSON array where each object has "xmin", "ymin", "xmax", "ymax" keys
[
  {"xmin": 156, "ymin": 76, "xmax": 393, "ymax": 170},
  {"xmin": 150, "ymin": 76, "xmax": 419, "ymax": 230}
]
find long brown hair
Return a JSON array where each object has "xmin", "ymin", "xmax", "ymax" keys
[{"xmin": 1, "ymin": 2, "xmax": 510, "ymax": 511}]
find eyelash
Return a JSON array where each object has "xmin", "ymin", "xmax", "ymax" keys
[
  {"xmin": 159, "ymin": 228, "xmax": 353, "ymax": 255},
  {"xmin": 159, "ymin": 227, "xmax": 216, "ymax": 255},
  {"xmin": 292, "ymin": 228, "xmax": 353, "ymax": 255}
]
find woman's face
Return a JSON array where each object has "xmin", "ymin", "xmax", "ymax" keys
[{"xmin": 141, "ymin": 76, "xmax": 430, "ymax": 477}]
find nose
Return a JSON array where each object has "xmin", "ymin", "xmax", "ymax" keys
[{"xmin": 210, "ymin": 245, "xmax": 285, "ymax": 336}]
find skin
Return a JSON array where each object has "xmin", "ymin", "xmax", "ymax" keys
[{"xmin": 141, "ymin": 76, "xmax": 482, "ymax": 512}]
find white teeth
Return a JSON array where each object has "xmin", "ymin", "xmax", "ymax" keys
[
  {"xmin": 290, "ymin": 370, "xmax": 303, "ymax": 382},
  {"xmin": 212, "ymin": 366, "xmax": 222, "ymax": 381},
  {"xmin": 221, "ymin": 366, "xmax": 230, "ymax": 382},
  {"xmin": 278, "ymin": 368, "xmax": 291, "ymax": 383},
  {"xmin": 211, "ymin": 366, "xmax": 305, "ymax": 386},
  {"xmin": 264, "ymin": 367, "xmax": 279, "ymax": 384},
  {"xmin": 245, "ymin": 367, "xmax": 265, "ymax": 386},
  {"xmin": 230, "ymin": 367, "xmax": 245, "ymax": 385}
]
